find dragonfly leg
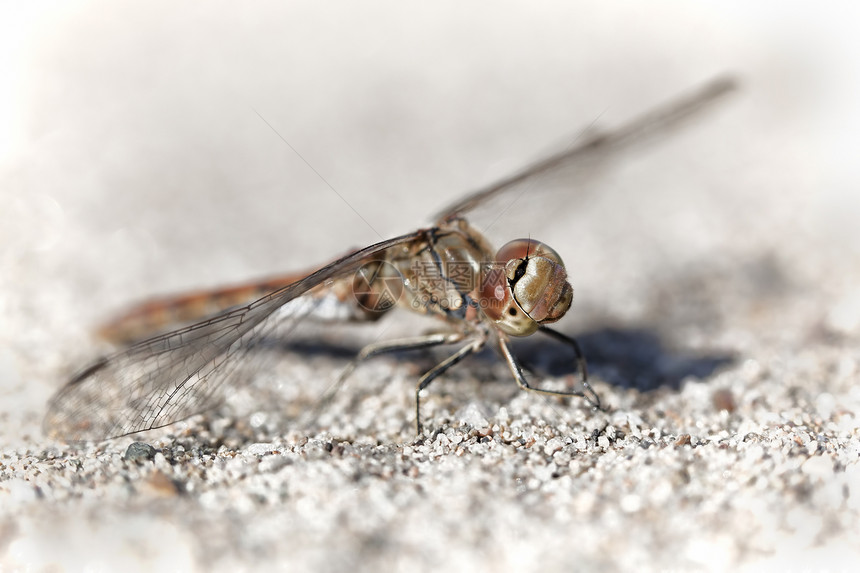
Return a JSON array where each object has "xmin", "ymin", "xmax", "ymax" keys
[
  {"xmin": 340, "ymin": 332, "xmax": 465, "ymax": 384},
  {"xmin": 313, "ymin": 332, "xmax": 466, "ymax": 423},
  {"xmin": 537, "ymin": 326, "xmax": 602, "ymax": 410},
  {"xmin": 415, "ymin": 337, "xmax": 485, "ymax": 436},
  {"xmin": 498, "ymin": 329, "xmax": 602, "ymax": 410}
]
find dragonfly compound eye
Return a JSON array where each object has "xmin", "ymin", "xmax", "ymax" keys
[{"xmin": 479, "ymin": 239, "xmax": 573, "ymax": 336}]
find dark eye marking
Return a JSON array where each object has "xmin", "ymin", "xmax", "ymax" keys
[{"xmin": 512, "ymin": 259, "xmax": 528, "ymax": 282}]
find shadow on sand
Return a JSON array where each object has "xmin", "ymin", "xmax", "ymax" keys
[
  {"xmin": 267, "ymin": 324, "xmax": 734, "ymax": 395},
  {"xmin": 514, "ymin": 327, "xmax": 734, "ymax": 393}
]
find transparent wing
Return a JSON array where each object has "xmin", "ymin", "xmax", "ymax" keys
[
  {"xmin": 44, "ymin": 231, "xmax": 424, "ymax": 441},
  {"xmin": 96, "ymin": 250, "xmax": 367, "ymax": 345},
  {"xmin": 433, "ymin": 75, "xmax": 738, "ymax": 231}
]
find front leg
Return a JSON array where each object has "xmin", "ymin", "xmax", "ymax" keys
[{"xmin": 497, "ymin": 330, "xmax": 602, "ymax": 409}]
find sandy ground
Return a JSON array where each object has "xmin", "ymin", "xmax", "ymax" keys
[{"xmin": 1, "ymin": 3, "xmax": 859, "ymax": 572}]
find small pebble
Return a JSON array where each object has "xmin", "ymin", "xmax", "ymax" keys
[
  {"xmin": 245, "ymin": 443, "xmax": 277, "ymax": 456},
  {"xmin": 712, "ymin": 388, "xmax": 736, "ymax": 413},
  {"xmin": 142, "ymin": 469, "xmax": 180, "ymax": 497},
  {"xmin": 124, "ymin": 442, "xmax": 157, "ymax": 462}
]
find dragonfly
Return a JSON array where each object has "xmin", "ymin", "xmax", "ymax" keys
[{"xmin": 44, "ymin": 76, "xmax": 737, "ymax": 441}]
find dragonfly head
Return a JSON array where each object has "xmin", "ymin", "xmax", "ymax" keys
[{"xmin": 479, "ymin": 238, "xmax": 573, "ymax": 336}]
